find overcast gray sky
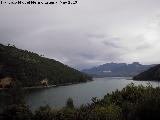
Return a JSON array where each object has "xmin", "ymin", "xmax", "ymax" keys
[{"xmin": 1, "ymin": 0, "xmax": 160, "ymax": 70}]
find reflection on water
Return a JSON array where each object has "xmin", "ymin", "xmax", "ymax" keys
[{"xmin": 25, "ymin": 77, "xmax": 160, "ymax": 111}]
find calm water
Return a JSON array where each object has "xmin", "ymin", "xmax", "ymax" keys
[{"xmin": 25, "ymin": 77, "xmax": 160, "ymax": 111}]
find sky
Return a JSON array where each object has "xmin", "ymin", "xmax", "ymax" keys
[{"xmin": 1, "ymin": 0, "xmax": 160, "ymax": 70}]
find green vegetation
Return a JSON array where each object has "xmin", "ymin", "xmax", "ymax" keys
[
  {"xmin": 1, "ymin": 83, "xmax": 160, "ymax": 120},
  {"xmin": 0, "ymin": 44, "xmax": 92, "ymax": 87},
  {"xmin": 65, "ymin": 97, "xmax": 74, "ymax": 109},
  {"xmin": 133, "ymin": 64, "xmax": 160, "ymax": 81}
]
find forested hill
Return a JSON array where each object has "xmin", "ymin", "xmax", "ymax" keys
[
  {"xmin": 0, "ymin": 44, "xmax": 92, "ymax": 87},
  {"xmin": 133, "ymin": 64, "xmax": 160, "ymax": 81}
]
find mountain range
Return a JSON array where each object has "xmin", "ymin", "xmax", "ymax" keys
[{"xmin": 82, "ymin": 62, "xmax": 155, "ymax": 77}]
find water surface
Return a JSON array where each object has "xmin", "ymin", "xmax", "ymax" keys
[{"xmin": 25, "ymin": 77, "xmax": 160, "ymax": 111}]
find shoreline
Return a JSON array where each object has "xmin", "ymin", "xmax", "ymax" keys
[{"xmin": 0, "ymin": 80, "xmax": 93, "ymax": 91}]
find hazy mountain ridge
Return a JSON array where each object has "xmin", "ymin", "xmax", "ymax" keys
[
  {"xmin": 0, "ymin": 44, "xmax": 92, "ymax": 87},
  {"xmin": 82, "ymin": 62, "xmax": 155, "ymax": 77}
]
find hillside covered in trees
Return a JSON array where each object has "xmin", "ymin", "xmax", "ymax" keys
[
  {"xmin": 0, "ymin": 44, "xmax": 92, "ymax": 87},
  {"xmin": 133, "ymin": 64, "xmax": 160, "ymax": 81}
]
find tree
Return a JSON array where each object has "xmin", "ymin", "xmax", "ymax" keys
[
  {"xmin": 66, "ymin": 97, "xmax": 74, "ymax": 109},
  {"xmin": 2, "ymin": 104, "xmax": 33, "ymax": 120},
  {"xmin": 34, "ymin": 105, "xmax": 54, "ymax": 120}
]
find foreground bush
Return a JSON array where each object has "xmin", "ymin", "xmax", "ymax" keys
[
  {"xmin": 2, "ymin": 83, "xmax": 160, "ymax": 120},
  {"xmin": 1, "ymin": 104, "xmax": 33, "ymax": 120}
]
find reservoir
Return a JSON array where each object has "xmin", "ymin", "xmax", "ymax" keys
[{"xmin": 25, "ymin": 77, "xmax": 160, "ymax": 111}]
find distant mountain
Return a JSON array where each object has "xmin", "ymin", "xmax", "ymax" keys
[
  {"xmin": 0, "ymin": 44, "xmax": 92, "ymax": 88},
  {"xmin": 133, "ymin": 64, "xmax": 160, "ymax": 81},
  {"xmin": 82, "ymin": 62, "xmax": 155, "ymax": 77}
]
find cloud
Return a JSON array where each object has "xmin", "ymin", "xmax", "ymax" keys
[
  {"xmin": 1, "ymin": 0, "xmax": 160, "ymax": 69},
  {"xmin": 86, "ymin": 34, "xmax": 106, "ymax": 39},
  {"xmin": 136, "ymin": 43, "xmax": 152, "ymax": 50},
  {"xmin": 102, "ymin": 39, "xmax": 122, "ymax": 49}
]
